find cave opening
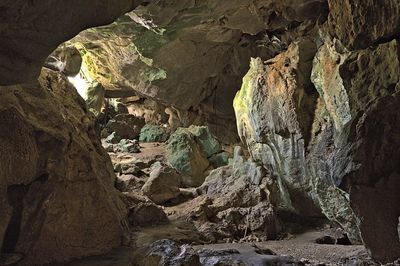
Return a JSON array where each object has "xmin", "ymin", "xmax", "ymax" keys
[{"xmin": 1, "ymin": 0, "xmax": 400, "ymax": 265}]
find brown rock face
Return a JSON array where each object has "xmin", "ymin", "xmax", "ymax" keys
[
  {"xmin": 327, "ymin": 0, "xmax": 400, "ymax": 50},
  {"xmin": 0, "ymin": 0, "xmax": 143, "ymax": 85},
  {"xmin": 0, "ymin": 70, "xmax": 127, "ymax": 265}
]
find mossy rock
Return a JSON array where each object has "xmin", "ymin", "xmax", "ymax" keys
[{"xmin": 139, "ymin": 124, "xmax": 169, "ymax": 142}]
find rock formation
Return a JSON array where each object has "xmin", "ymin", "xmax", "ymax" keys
[
  {"xmin": 0, "ymin": 70, "xmax": 127, "ymax": 264},
  {"xmin": 234, "ymin": 12, "xmax": 400, "ymax": 264}
]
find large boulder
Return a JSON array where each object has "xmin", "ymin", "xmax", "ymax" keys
[
  {"xmin": 166, "ymin": 126, "xmax": 222, "ymax": 187},
  {"xmin": 0, "ymin": 0, "xmax": 145, "ymax": 85},
  {"xmin": 195, "ymin": 147, "xmax": 281, "ymax": 241},
  {"xmin": 139, "ymin": 124, "xmax": 169, "ymax": 143},
  {"xmin": 142, "ymin": 163, "xmax": 182, "ymax": 204},
  {"xmin": 0, "ymin": 69, "xmax": 127, "ymax": 264}
]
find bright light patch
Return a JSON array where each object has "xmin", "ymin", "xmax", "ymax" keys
[{"xmin": 68, "ymin": 72, "xmax": 90, "ymax": 100}]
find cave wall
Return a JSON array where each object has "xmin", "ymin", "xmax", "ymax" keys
[
  {"xmin": 0, "ymin": 69, "xmax": 128, "ymax": 264},
  {"xmin": 234, "ymin": 0, "xmax": 400, "ymax": 263},
  {"xmin": 0, "ymin": 0, "xmax": 143, "ymax": 264}
]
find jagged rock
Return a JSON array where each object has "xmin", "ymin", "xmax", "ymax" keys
[
  {"xmin": 234, "ymin": 35, "xmax": 400, "ymax": 263},
  {"xmin": 106, "ymin": 114, "xmax": 145, "ymax": 140},
  {"xmin": 128, "ymin": 203, "xmax": 168, "ymax": 227},
  {"xmin": 111, "ymin": 101, "xmax": 129, "ymax": 115},
  {"xmin": 0, "ymin": 69, "xmax": 127, "ymax": 265},
  {"xmin": 187, "ymin": 126, "xmax": 221, "ymax": 157},
  {"xmin": 166, "ymin": 127, "xmax": 210, "ymax": 187},
  {"xmin": 326, "ymin": 0, "xmax": 400, "ymax": 50},
  {"xmin": 311, "ymin": 38, "xmax": 400, "ymax": 263},
  {"xmin": 132, "ymin": 239, "xmax": 201, "ymax": 266},
  {"xmin": 140, "ymin": 124, "xmax": 169, "ymax": 143},
  {"xmin": 0, "ymin": 0, "xmax": 143, "ymax": 85},
  {"xmin": 142, "ymin": 164, "xmax": 182, "ymax": 205},
  {"xmin": 234, "ymin": 41, "xmax": 321, "ymax": 219},
  {"xmin": 196, "ymin": 148, "xmax": 281, "ymax": 240},
  {"xmin": 86, "ymin": 81, "xmax": 106, "ymax": 116}
]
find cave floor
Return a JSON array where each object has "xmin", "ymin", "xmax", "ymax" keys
[
  {"xmin": 60, "ymin": 229, "xmax": 374, "ymax": 266},
  {"xmin": 59, "ymin": 142, "xmax": 377, "ymax": 266}
]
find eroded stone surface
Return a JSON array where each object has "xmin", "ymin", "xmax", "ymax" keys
[
  {"xmin": 0, "ymin": 69, "xmax": 127, "ymax": 265},
  {"xmin": 234, "ymin": 37, "xmax": 400, "ymax": 262}
]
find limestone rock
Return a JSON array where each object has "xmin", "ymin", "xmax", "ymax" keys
[
  {"xmin": 187, "ymin": 126, "xmax": 221, "ymax": 157},
  {"xmin": 209, "ymin": 152, "xmax": 230, "ymax": 168},
  {"xmin": 105, "ymin": 132, "xmax": 122, "ymax": 144},
  {"xmin": 115, "ymin": 174, "xmax": 144, "ymax": 192},
  {"xmin": 166, "ymin": 127, "xmax": 210, "ymax": 187},
  {"xmin": 44, "ymin": 45, "xmax": 82, "ymax": 76},
  {"xmin": 311, "ymin": 38, "xmax": 400, "ymax": 263},
  {"xmin": 197, "ymin": 245, "xmax": 303, "ymax": 266},
  {"xmin": 196, "ymin": 148, "xmax": 281, "ymax": 240},
  {"xmin": 139, "ymin": 124, "xmax": 169, "ymax": 143},
  {"xmin": 115, "ymin": 139, "xmax": 141, "ymax": 153},
  {"xmin": 234, "ymin": 36, "xmax": 400, "ymax": 263},
  {"xmin": 0, "ymin": 69, "xmax": 127, "ymax": 265},
  {"xmin": 326, "ymin": 0, "xmax": 400, "ymax": 50},
  {"xmin": 142, "ymin": 164, "xmax": 182, "ymax": 205},
  {"xmin": 234, "ymin": 40, "xmax": 321, "ymax": 218}
]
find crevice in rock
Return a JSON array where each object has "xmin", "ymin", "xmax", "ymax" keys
[{"xmin": 1, "ymin": 184, "xmax": 30, "ymax": 253}]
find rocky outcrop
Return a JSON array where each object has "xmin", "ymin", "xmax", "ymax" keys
[
  {"xmin": 234, "ymin": 34, "xmax": 400, "ymax": 263},
  {"xmin": 0, "ymin": 0, "xmax": 148, "ymax": 85},
  {"xmin": 0, "ymin": 70, "xmax": 127, "ymax": 264},
  {"xmin": 234, "ymin": 40, "xmax": 321, "ymax": 219}
]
